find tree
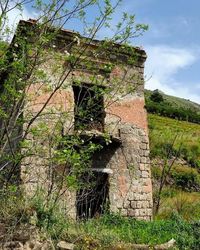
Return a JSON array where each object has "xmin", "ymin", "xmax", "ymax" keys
[
  {"xmin": 150, "ymin": 90, "xmax": 164, "ymax": 103},
  {"xmin": 0, "ymin": 0, "xmax": 148, "ymax": 221}
]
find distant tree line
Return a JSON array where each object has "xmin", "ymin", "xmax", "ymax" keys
[{"xmin": 145, "ymin": 91, "xmax": 200, "ymax": 124}]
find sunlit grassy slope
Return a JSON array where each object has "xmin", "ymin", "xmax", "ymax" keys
[
  {"xmin": 145, "ymin": 89, "xmax": 200, "ymax": 112},
  {"xmin": 148, "ymin": 114, "xmax": 200, "ymax": 220},
  {"xmin": 148, "ymin": 114, "xmax": 200, "ymax": 166}
]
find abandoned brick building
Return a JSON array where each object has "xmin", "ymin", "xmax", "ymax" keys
[{"xmin": 2, "ymin": 19, "xmax": 153, "ymax": 220}]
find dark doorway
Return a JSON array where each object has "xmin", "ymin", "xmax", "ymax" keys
[{"xmin": 76, "ymin": 172, "xmax": 109, "ymax": 219}]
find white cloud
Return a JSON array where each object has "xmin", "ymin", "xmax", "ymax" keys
[
  {"xmin": 1, "ymin": 5, "xmax": 35, "ymax": 41},
  {"xmin": 8, "ymin": 8, "xmax": 29, "ymax": 28},
  {"xmin": 144, "ymin": 45, "xmax": 200, "ymax": 104}
]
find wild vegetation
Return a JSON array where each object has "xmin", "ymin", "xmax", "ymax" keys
[
  {"xmin": 1, "ymin": 96, "xmax": 200, "ymax": 249},
  {"xmin": 1, "ymin": 191, "xmax": 200, "ymax": 249},
  {"xmin": 148, "ymin": 112, "xmax": 200, "ymax": 224},
  {"xmin": 145, "ymin": 90, "xmax": 200, "ymax": 124},
  {"xmin": 0, "ymin": 0, "xmax": 148, "ymax": 210},
  {"xmin": 0, "ymin": 1, "xmax": 200, "ymax": 249},
  {"xmin": 148, "ymin": 114, "xmax": 200, "ymax": 169}
]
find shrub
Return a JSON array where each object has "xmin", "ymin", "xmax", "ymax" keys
[
  {"xmin": 181, "ymin": 145, "xmax": 200, "ymax": 169},
  {"xmin": 171, "ymin": 166, "xmax": 200, "ymax": 191},
  {"xmin": 0, "ymin": 185, "xmax": 30, "ymax": 225},
  {"xmin": 160, "ymin": 187, "xmax": 178, "ymax": 198},
  {"xmin": 148, "ymin": 114, "xmax": 200, "ymax": 170},
  {"xmin": 145, "ymin": 98, "xmax": 200, "ymax": 124},
  {"xmin": 150, "ymin": 91, "xmax": 164, "ymax": 103},
  {"xmin": 156, "ymin": 191, "xmax": 200, "ymax": 222},
  {"xmin": 151, "ymin": 165, "xmax": 162, "ymax": 179},
  {"xmin": 1, "ymin": 188, "xmax": 200, "ymax": 249}
]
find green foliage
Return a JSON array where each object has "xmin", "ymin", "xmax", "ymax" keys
[
  {"xmin": 1, "ymin": 189, "xmax": 200, "ymax": 249},
  {"xmin": 30, "ymin": 192, "xmax": 70, "ymax": 238},
  {"xmin": 151, "ymin": 164, "xmax": 162, "ymax": 180},
  {"xmin": 53, "ymin": 135, "xmax": 103, "ymax": 191},
  {"xmin": 150, "ymin": 90, "xmax": 164, "ymax": 103},
  {"xmin": 156, "ymin": 191, "xmax": 200, "ymax": 222},
  {"xmin": 145, "ymin": 90, "xmax": 200, "ymax": 124},
  {"xmin": 181, "ymin": 145, "xmax": 200, "ymax": 168},
  {"xmin": 145, "ymin": 89, "xmax": 200, "ymax": 112},
  {"xmin": 148, "ymin": 114, "xmax": 200, "ymax": 168},
  {"xmin": 171, "ymin": 165, "xmax": 200, "ymax": 191},
  {"xmin": 149, "ymin": 114, "xmax": 200, "ymax": 215},
  {"xmin": 73, "ymin": 213, "xmax": 200, "ymax": 249},
  {"xmin": 159, "ymin": 187, "xmax": 178, "ymax": 199},
  {"xmin": 0, "ymin": 186, "xmax": 30, "ymax": 225},
  {"xmin": 152, "ymin": 164, "xmax": 200, "ymax": 192}
]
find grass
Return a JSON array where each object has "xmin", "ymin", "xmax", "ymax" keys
[
  {"xmin": 156, "ymin": 190, "xmax": 200, "ymax": 221},
  {"xmin": 73, "ymin": 214, "xmax": 185, "ymax": 245},
  {"xmin": 1, "ymin": 188, "xmax": 200, "ymax": 250},
  {"xmin": 1, "ymin": 111, "xmax": 200, "ymax": 249},
  {"xmin": 171, "ymin": 165, "xmax": 200, "ymax": 190},
  {"xmin": 148, "ymin": 114, "xmax": 200, "ymax": 168},
  {"xmin": 41, "ymin": 213, "xmax": 200, "ymax": 249},
  {"xmin": 152, "ymin": 163, "xmax": 200, "ymax": 191}
]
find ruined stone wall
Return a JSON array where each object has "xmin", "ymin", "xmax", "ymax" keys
[
  {"xmin": 16, "ymin": 19, "xmax": 152, "ymax": 220},
  {"xmin": 110, "ymin": 125, "xmax": 152, "ymax": 220},
  {"xmin": 91, "ymin": 123, "xmax": 152, "ymax": 220},
  {"xmin": 103, "ymin": 54, "xmax": 153, "ymax": 220}
]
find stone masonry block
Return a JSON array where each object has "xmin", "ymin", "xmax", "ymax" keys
[
  {"xmin": 137, "ymin": 216, "xmax": 146, "ymax": 220},
  {"xmin": 130, "ymin": 201, "xmax": 137, "ymax": 209},
  {"xmin": 123, "ymin": 200, "xmax": 131, "ymax": 209},
  {"xmin": 120, "ymin": 209, "xmax": 128, "ymax": 216},
  {"xmin": 132, "ymin": 180, "xmax": 139, "ymax": 186},
  {"xmin": 134, "ymin": 194, "xmax": 141, "ymax": 201},
  {"xmin": 134, "ymin": 209, "xmax": 140, "ymax": 217},
  {"xmin": 127, "ymin": 209, "xmax": 135, "ymax": 217},
  {"xmin": 140, "ymin": 157, "xmax": 147, "ymax": 164},
  {"xmin": 146, "ymin": 209, "xmax": 153, "ymax": 216},
  {"xmin": 136, "ymin": 201, "xmax": 142, "ymax": 209},
  {"xmin": 149, "ymin": 200, "xmax": 153, "ymax": 208},
  {"xmin": 139, "ymin": 209, "xmax": 148, "ymax": 216},
  {"xmin": 138, "ymin": 130, "xmax": 146, "ymax": 136},
  {"xmin": 143, "ymin": 150, "xmax": 149, "ymax": 157},
  {"xmin": 140, "ymin": 143, "xmax": 147, "ymax": 150},
  {"xmin": 143, "ymin": 185, "xmax": 152, "ymax": 193},
  {"xmin": 128, "ymin": 192, "xmax": 135, "ymax": 200},
  {"xmin": 143, "ymin": 178, "xmax": 152, "ymax": 186},
  {"xmin": 139, "ymin": 164, "xmax": 146, "ymax": 171},
  {"xmin": 146, "ymin": 193, "xmax": 153, "ymax": 201},
  {"xmin": 142, "ymin": 171, "xmax": 149, "ymax": 178},
  {"xmin": 139, "ymin": 194, "xmax": 146, "ymax": 201},
  {"xmin": 141, "ymin": 201, "xmax": 149, "ymax": 208}
]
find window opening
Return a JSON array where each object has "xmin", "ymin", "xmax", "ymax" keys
[{"xmin": 73, "ymin": 83, "xmax": 105, "ymax": 131}]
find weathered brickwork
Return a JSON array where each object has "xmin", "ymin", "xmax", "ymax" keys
[{"xmin": 14, "ymin": 19, "xmax": 153, "ymax": 220}]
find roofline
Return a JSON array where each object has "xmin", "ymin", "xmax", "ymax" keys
[{"xmin": 16, "ymin": 19, "xmax": 147, "ymax": 60}]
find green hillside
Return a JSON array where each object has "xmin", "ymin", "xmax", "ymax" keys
[
  {"xmin": 145, "ymin": 89, "xmax": 200, "ymax": 112},
  {"xmin": 145, "ymin": 88, "xmax": 200, "ymax": 222},
  {"xmin": 148, "ymin": 113, "xmax": 200, "ymax": 221},
  {"xmin": 145, "ymin": 89, "xmax": 200, "ymax": 124},
  {"xmin": 148, "ymin": 114, "xmax": 200, "ymax": 167}
]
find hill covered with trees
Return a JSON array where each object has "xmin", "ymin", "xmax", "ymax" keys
[{"xmin": 145, "ymin": 89, "xmax": 200, "ymax": 124}]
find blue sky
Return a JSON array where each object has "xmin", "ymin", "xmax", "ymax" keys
[
  {"xmin": 131, "ymin": 0, "xmax": 200, "ymax": 104},
  {"xmin": 7, "ymin": 0, "xmax": 200, "ymax": 104}
]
